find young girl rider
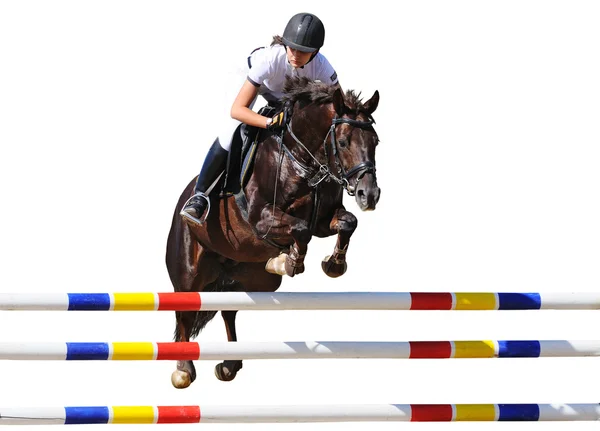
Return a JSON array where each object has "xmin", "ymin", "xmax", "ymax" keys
[{"xmin": 181, "ymin": 12, "xmax": 340, "ymax": 224}]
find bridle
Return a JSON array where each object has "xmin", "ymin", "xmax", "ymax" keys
[
  {"xmin": 260, "ymin": 113, "xmax": 377, "ymax": 241},
  {"xmin": 328, "ymin": 117, "xmax": 377, "ymax": 195},
  {"xmin": 282, "ymin": 115, "xmax": 376, "ymax": 196}
]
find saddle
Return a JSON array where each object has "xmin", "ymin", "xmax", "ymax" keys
[
  {"xmin": 215, "ymin": 104, "xmax": 291, "ymax": 249},
  {"xmin": 220, "ymin": 104, "xmax": 281, "ymax": 197}
]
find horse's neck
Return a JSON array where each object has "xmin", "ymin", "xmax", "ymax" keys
[{"xmin": 285, "ymin": 109, "xmax": 330, "ymax": 161}]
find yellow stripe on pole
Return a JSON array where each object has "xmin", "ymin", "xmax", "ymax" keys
[
  {"xmin": 112, "ymin": 293, "xmax": 156, "ymax": 311},
  {"xmin": 112, "ymin": 406, "xmax": 155, "ymax": 424},
  {"xmin": 454, "ymin": 404, "xmax": 496, "ymax": 421},
  {"xmin": 454, "ymin": 293, "xmax": 497, "ymax": 310},
  {"xmin": 111, "ymin": 343, "xmax": 155, "ymax": 360},
  {"xmin": 453, "ymin": 341, "xmax": 496, "ymax": 358}
]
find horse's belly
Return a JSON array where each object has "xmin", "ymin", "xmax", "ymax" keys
[{"xmin": 194, "ymin": 196, "xmax": 284, "ymax": 263}]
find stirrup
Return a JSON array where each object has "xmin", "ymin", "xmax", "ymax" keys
[{"xmin": 179, "ymin": 192, "xmax": 211, "ymax": 225}]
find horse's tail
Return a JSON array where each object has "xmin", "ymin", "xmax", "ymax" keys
[{"xmin": 172, "ymin": 276, "xmax": 241, "ymax": 341}]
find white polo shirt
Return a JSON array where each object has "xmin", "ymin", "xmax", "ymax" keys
[{"xmin": 247, "ymin": 44, "xmax": 338, "ymax": 103}]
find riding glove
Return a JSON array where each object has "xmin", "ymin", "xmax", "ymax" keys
[{"xmin": 266, "ymin": 111, "xmax": 286, "ymax": 131}]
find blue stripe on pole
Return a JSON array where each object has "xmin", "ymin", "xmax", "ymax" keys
[
  {"xmin": 66, "ymin": 343, "xmax": 110, "ymax": 360},
  {"xmin": 497, "ymin": 293, "xmax": 541, "ymax": 310},
  {"xmin": 498, "ymin": 404, "xmax": 540, "ymax": 421},
  {"xmin": 497, "ymin": 341, "xmax": 541, "ymax": 358},
  {"xmin": 67, "ymin": 294, "xmax": 111, "ymax": 311},
  {"xmin": 65, "ymin": 407, "xmax": 110, "ymax": 424}
]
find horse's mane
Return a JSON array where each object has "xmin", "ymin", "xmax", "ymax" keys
[{"xmin": 282, "ymin": 76, "xmax": 367, "ymax": 114}]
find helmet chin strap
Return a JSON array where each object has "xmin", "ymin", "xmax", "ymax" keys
[{"xmin": 306, "ymin": 49, "xmax": 319, "ymax": 66}]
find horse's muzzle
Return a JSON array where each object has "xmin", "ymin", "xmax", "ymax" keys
[{"xmin": 355, "ymin": 174, "xmax": 380, "ymax": 211}]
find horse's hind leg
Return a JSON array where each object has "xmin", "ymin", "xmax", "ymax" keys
[
  {"xmin": 214, "ymin": 310, "xmax": 243, "ymax": 381},
  {"xmin": 320, "ymin": 207, "xmax": 358, "ymax": 278},
  {"xmin": 213, "ymin": 263, "xmax": 283, "ymax": 381},
  {"xmin": 166, "ymin": 211, "xmax": 220, "ymax": 388},
  {"xmin": 172, "ymin": 308, "xmax": 216, "ymax": 388}
]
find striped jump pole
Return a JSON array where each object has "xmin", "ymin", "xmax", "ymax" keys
[
  {"xmin": 1, "ymin": 292, "xmax": 599, "ymax": 311},
  {"xmin": 0, "ymin": 404, "xmax": 599, "ymax": 424},
  {"xmin": 1, "ymin": 340, "xmax": 599, "ymax": 360}
]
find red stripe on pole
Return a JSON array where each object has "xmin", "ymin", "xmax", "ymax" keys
[
  {"xmin": 410, "ymin": 293, "xmax": 453, "ymax": 310},
  {"xmin": 156, "ymin": 343, "xmax": 200, "ymax": 360},
  {"xmin": 157, "ymin": 293, "xmax": 201, "ymax": 311},
  {"xmin": 157, "ymin": 406, "xmax": 201, "ymax": 423},
  {"xmin": 411, "ymin": 404, "xmax": 453, "ymax": 421},
  {"xmin": 409, "ymin": 341, "xmax": 452, "ymax": 358}
]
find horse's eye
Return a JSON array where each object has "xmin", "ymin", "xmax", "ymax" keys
[{"xmin": 338, "ymin": 138, "xmax": 348, "ymax": 148}]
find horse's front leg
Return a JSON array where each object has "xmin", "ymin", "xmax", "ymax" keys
[
  {"xmin": 256, "ymin": 206, "xmax": 312, "ymax": 277},
  {"xmin": 321, "ymin": 207, "xmax": 358, "ymax": 278}
]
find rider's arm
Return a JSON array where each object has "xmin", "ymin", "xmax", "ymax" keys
[{"xmin": 230, "ymin": 80, "xmax": 270, "ymax": 129}]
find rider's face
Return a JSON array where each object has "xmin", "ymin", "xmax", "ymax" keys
[{"xmin": 286, "ymin": 47, "xmax": 313, "ymax": 68}]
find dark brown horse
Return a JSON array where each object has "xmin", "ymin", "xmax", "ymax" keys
[{"xmin": 166, "ymin": 77, "xmax": 380, "ymax": 388}]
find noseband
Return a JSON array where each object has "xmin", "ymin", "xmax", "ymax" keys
[{"xmin": 284, "ymin": 115, "xmax": 376, "ymax": 196}]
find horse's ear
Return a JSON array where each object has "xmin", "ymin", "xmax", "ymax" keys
[
  {"xmin": 332, "ymin": 88, "xmax": 346, "ymax": 116},
  {"xmin": 363, "ymin": 90, "xmax": 379, "ymax": 115}
]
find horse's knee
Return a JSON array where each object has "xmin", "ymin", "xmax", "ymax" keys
[
  {"xmin": 254, "ymin": 220, "xmax": 269, "ymax": 237},
  {"xmin": 337, "ymin": 213, "xmax": 358, "ymax": 233},
  {"xmin": 291, "ymin": 220, "xmax": 312, "ymax": 244}
]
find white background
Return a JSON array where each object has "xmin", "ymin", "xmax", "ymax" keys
[{"xmin": 1, "ymin": 0, "xmax": 600, "ymax": 429}]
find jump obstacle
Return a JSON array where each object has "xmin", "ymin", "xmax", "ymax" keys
[
  {"xmin": 1, "ymin": 291, "xmax": 600, "ymax": 311},
  {"xmin": 1, "ymin": 340, "xmax": 599, "ymax": 360},
  {"xmin": 1, "ymin": 404, "xmax": 599, "ymax": 424},
  {"xmin": 1, "ymin": 292, "xmax": 599, "ymax": 424}
]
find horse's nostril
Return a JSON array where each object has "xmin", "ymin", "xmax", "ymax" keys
[{"xmin": 357, "ymin": 189, "xmax": 365, "ymax": 199}]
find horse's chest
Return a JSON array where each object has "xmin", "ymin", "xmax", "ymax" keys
[{"xmin": 288, "ymin": 184, "xmax": 342, "ymax": 220}]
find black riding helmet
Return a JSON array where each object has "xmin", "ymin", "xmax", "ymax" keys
[{"xmin": 282, "ymin": 13, "xmax": 325, "ymax": 53}]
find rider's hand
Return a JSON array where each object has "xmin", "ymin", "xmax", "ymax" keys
[{"xmin": 266, "ymin": 111, "xmax": 285, "ymax": 131}]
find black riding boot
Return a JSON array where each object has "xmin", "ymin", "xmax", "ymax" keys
[{"xmin": 180, "ymin": 138, "xmax": 229, "ymax": 224}]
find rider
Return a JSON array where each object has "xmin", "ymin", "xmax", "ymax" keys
[{"xmin": 180, "ymin": 12, "xmax": 340, "ymax": 224}]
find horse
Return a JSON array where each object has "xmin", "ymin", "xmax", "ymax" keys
[{"xmin": 165, "ymin": 76, "xmax": 381, "ymax": 388}]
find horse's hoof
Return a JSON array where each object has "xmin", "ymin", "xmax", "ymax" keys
[
  {"xmin": 171, "ymin": 370, "xmax": 193, "ymax": 389},
  {"xmin": 321, "ymin": 255, "xmax": 347, "ymax": 278},
  {"xmin": 215, "ymin": 361, "xmax": 242, "ymax": 381},
  {"xmin": 265, "ymin": 254, "xmax": 287, "ymax": 275}
]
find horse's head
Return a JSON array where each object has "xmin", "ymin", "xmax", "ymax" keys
[
  {"xmin": 331, "ymin": 88, "xmax": 381, "ymax": 211},
  {"xmin": 281, "ymin": 77, "xmax": 381, "ymax": 211}
]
